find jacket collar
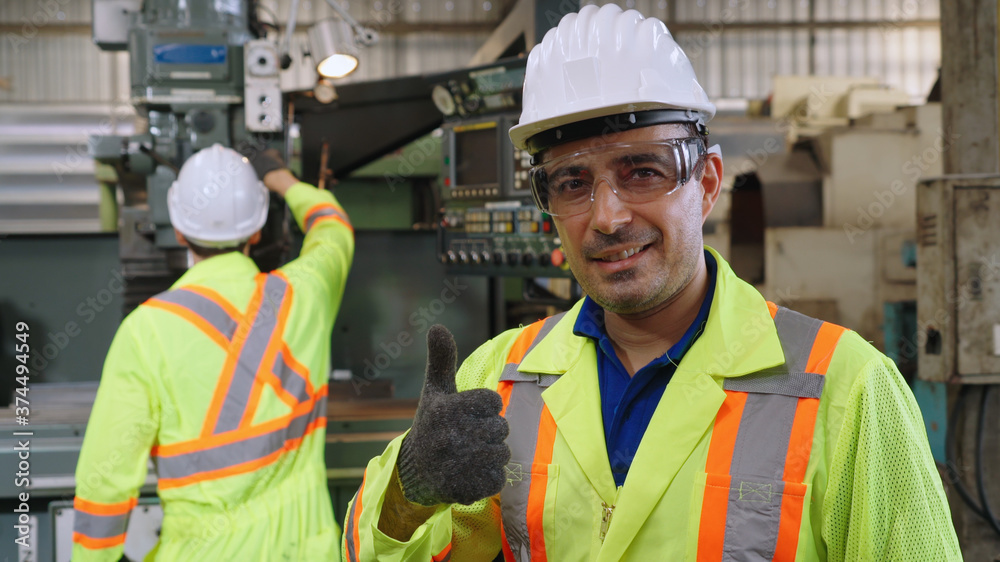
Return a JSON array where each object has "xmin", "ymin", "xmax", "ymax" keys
[
  {"xmin": 518, "ymin": 246, "xmax": 785, "ymax": 378},
  {"xmin": 169, "ymin": 252, "xmax": 261, "ymax": 289}
]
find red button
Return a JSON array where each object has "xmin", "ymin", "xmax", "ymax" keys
[
  {"xmin": 542, "ymin": 221, "xmax": 551, "ymax": 233},
  {"xmin": 550, "ymin": 248, "xmax": 564, "ymax": 267},
  {"xmin": 444, "ymin": 177, "xmax": 451, "ymax": 186}
]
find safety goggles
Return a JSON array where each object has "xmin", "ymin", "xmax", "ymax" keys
[{"xmin": 528, "ymin": 138, "xmax": 708, "ymax": 217}]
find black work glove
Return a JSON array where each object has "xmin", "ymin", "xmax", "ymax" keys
[
  {"xmin": 396, "ymin": 325, "xmax": 511, "ymax": 506},
  {"xmin": 236, "ymin": 142, "xmax": 286, "ymax": 181}
]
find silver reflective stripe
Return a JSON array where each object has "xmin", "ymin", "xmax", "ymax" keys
[
  {"xmin": 273, "ymin": 351, "xmax": 310, "ymax": 404},
  {"xmin": 213, "ymin": 274, "xmax": 288, "ymax": 434},
  {"xmin": 497, "ymin": 313, "xmax": 564, "ymax": 561},
  {"xmin": 304, "ymin": 206, "xmax": 349, "ymax": 232},
  {"xmin": 526, "ymin": 313, "xmax": 565, "ymax": 357},
  {"xmin": 152, "ymin": 288, "xmax": 238, "ymax": 341},
  {"xmin": 499, "ymin": 369, "xmax": 560, "ymax": 389},
  {"xmin": 157, "ymin": 394, "xmax": 326, "ymax": 481},
  {"xmin": 345, "ymin": 488, "xmax": 360, "ymax": 562},
  {"xmin": 719, "ymin": 306, "xmax": 825, "ymax": 561},
  {"xmin": 74, "ymin": 510, "xmax": 129, "ymax": 540},
  {"xmin": 723, "ymin": 475, "xmax": 787, "ymax": 559},
  {"xmin": 772, "ymin": 307, "xmax": 821, "ymax": 373},
  {"xmin": 723, "ymin": 369, "xmax": 825, "ymax": 399},
  {"xmin": 500, "ymin": 379, "xmax": 545, "ymax": 561}
]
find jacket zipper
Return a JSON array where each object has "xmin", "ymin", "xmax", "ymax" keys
[{"xmin": 599, "ymin": 486, "xmax": 623, "ymax": 542}]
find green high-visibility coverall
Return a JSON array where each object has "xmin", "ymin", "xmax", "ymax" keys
[
  {"xmin": 343, "ymin": 247, "xmax": 960, "ymax": 561},
  {"xmin": 74, "ymin": 182, "xmax": 353, "ymax": 561}
]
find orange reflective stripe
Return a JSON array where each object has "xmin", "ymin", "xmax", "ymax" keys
[
  {"xmin": 352, "ymin": 475, "xmax": 365, "ymax": 562},
  {"xmin": 201, "ymin": 274, "xmax": 267, "ymax": 437},
  {"xmin": 497, "ymin": 380, "xmax": 514, "ymax": 417},
  {"xmin": 73, "ymin": 531, "xmax": 126, "ymax": 550},
  {"xmin": 144, "ymin": 299, "xmax": 231, "ymax": 349},
  {"xmin": 766, "ymin": 300, "xmax": 779, "ymax": 319},
  {"xmin": 505, "ymin": 320, "xmax": 546, "ymax": 365},
  {"xmin": 240, "ymin": 274, "xmax": 295, "ymax": 428},
  {"xmin": 772, "ymin": 481, "xmax": 808, "ymax": 561},
  {"xmin": 500, "ymin": 524, "xmax": 516, "ymax": 561},
  {"xmin": 806, "ymin": 322, "xmax": 846, "ymax": 376},
  {"xmin": 698, "ymin": 390, "xmax": 746, "ymax": 561},
  {"xmin": 704, "ymin": 391, "xmax": 747, "ymax": 474},
  {"xmin": 73, "ymin": 497, "xmax": 137, "ymax": 516},
  {"xmin": 432, "ymin": 543, "xmax": 452, "ymax": 561},
  {"xmin": 696, "ymin": 472, "xmax": 732, "ymax": 562},
  {"xmin": 527, "ymin": 405, "xmax": 556, "ymax": 561},
  {"xmin": 157, "ymin": 416, "xmax": 326, "ymax": 490}
]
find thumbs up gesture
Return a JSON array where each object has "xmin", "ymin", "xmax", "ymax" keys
[{"xmin": 396, "ymin": 325, "xmax": 511, "ymax": 506}]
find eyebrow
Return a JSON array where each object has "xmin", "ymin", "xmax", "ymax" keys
[
  {"xmin": 611, "ymin": 151, "xmax": 674, "ymax": 167},
  {"xmin": 547, "ymin": 165, "xmax": 589, "ymax": 181}
]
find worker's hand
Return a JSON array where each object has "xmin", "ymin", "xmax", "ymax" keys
[
  {"xmin": 396, "ymin": 325, "xmax": 510, "ymax": 506},
  {"xmin": 237, "ymin": 142, "xmax": 287, "ymax": 181}
]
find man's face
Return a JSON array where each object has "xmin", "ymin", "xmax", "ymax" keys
[{"xmin": 545, "ymin": 124, "xmax": 721, "ymax": 315}]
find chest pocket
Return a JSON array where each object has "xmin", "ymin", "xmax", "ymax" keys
[
  {"xmin": 496, "ymin": 314, "xmax": 565, "ymax": 562},
  {"xmin": 695, "ymin": 305, "xmax": 846, "ymax": 562}
]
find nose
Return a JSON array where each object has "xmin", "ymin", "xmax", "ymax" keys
[{"xmin": 588, "ymin": 176, "xmax": 631, "ymax": 235}]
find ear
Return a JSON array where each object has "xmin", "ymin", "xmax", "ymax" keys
[
  {"xmin": 174, "ymin": 229, "xmax": 189, "ymax": 247},
  {"xmin": 699, "ymin": 152, "xmax": 724, "ymax": 224},
  {"xmin": 249, "ymin": 230, "xmax": 262, "ymax": 245}
]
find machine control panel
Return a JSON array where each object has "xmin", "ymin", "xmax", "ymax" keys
[
  {"xmin": 440, "ymin": 202, "xmax": 569, "ymax": 277},
  {"xmin": 434, "ymin": 58, "xmax": 568, "ymax": 278},
  {"xmin": 244, "ymin": 40, "xmax": 282, "ymax": 132}
]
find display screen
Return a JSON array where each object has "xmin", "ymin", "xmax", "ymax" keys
[{"xmin": 454, "ymin": 126, "xmax": 498, "ymax": 186}]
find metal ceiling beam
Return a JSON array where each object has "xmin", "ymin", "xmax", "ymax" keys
[{"xmin": 0, "ymin": 18, "xmax": 939, "ymax": 37}]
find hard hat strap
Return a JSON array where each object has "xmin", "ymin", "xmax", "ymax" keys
[{"xmin": 526, "ymin": 109, "xmax": 708, "ymax": 163}]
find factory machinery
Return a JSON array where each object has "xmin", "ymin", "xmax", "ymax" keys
[{"xmin": 0, "ymin": 1, "xmax": 423, "ymax": 560}]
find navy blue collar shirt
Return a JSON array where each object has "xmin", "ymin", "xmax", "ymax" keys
[{"xmin": 573, "ymin": 249, "xmax": 717, "ymax": 488}]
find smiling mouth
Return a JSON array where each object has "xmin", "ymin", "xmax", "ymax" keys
[{"xmin": 599, "ymin": 245, "xmax": 647, "ymax": 263}]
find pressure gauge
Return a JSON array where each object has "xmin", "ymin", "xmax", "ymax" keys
[
  {"xmin": 247, "ymin": 45, "xmax": 278, "ymax": 77},
  {"xmin": 432, "ymin": 84, "xmax": 457, "ymax": 116}
]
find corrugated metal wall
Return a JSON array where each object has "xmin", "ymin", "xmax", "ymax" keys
[{"xmin": 0, "ymin": 0, "xmax": 939, "ymax": 104}]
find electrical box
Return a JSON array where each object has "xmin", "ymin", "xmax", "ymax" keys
[
  {"xmin": 916, "ymin": 176, "xmax": 1000, "ymax": 383},
  {"xmin": 92, "ymin": 0, "xmax": 141, "ymax": 51}
]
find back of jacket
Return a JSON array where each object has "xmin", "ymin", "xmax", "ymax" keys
[{"xmin": 73, "ymin": 182, "xmax": 354, "ymax": 561}]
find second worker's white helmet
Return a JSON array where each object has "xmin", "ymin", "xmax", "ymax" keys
[
  {"xmin": 509, "ymin": 4, "xmax": 716, "ymax": 155},
  {"xmin": 167, "ymin": 144, "xmax": 268, "ymax": 248}
]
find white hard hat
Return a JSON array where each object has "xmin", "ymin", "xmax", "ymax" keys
[
  {"xmin": 167, "ymin": 144, "xmax": 268, "ymax": 247},
  {"xmin": 509, "ymin": 4, "xmax": 716, "ymax": 154}
]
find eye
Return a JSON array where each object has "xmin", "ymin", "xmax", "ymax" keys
[{"xmin": 556, "ymin": 178, "xmax": 590, "ymax": 194}]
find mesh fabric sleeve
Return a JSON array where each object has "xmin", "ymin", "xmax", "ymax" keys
[
  {"xmin": 822, "ymin": 352, "xmax": 961, "ymax": 561},
  {"xmin": 344, "ymin": 332, "xmax": 515, "ymax": 561}
]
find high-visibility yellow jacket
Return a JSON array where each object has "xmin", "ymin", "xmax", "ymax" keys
[
  {"xmin": 73, "ymin": 182, "xmax": 354, "ymax": 561},
  {"xmin": 343, "ymin": 247, "xmax": 960, "ymax": 561}
]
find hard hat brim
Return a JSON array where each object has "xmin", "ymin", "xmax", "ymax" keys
[{"xmin": 509, "ymin": 100, "xmax": 716, "ymax": 153}]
